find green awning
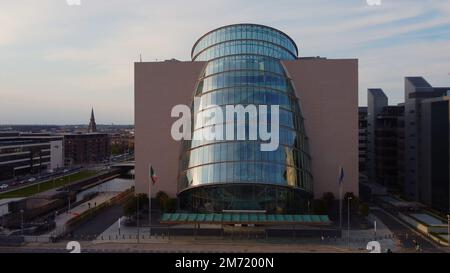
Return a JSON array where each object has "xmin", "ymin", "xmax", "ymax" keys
[
  {"xmin": 213, "ymin": 214, "xmax": 222, "ymax": 222},
  {"xmin": 160, "ymin": 213, "xmax": 331, "ymax": 226},
  {"xmin": 204, "ymin": 214, "xmax": 214, "ymax": 222}
]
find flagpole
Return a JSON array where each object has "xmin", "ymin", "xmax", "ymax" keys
[
  {"xmin": 134, "ymin": 169, "xmax": 139, "ymax": 243},
  {"xmin": 148, "ymin": 163, "xmax": 152, "ymax": 238},
  {"xmin": 338, "ymin": 166, "xmax": 344, "ymax": 237},
  {"xmin": 339, "ymin": 182, "xmax": 343, "ymax": 233}
]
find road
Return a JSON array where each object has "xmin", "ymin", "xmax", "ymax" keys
[
  {"xmin": 371, "ymin": 208, "xmax": 445, "ymax": 253},
  {"xmin": 0, "ymin": 153, "xmax": 134, "ymax": 193},
  {"xmin": 0, "ymin": 239, "xmax": 363, "ymax": 253},
  {"xmin": 68, "ymin": 203, "xmax": 124, "ymax": 240},
  {"xmin": 0, "ymin": 168, "xmax": 82, "ymax": 194}
]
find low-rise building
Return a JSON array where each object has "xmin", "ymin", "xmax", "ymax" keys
[
  {"xmin": 63, "ymin": 133, "xmax": 110, "ymax": 166},
  {"xmin": 0, "ymin": 132, "xmax": 64, "ymax": 181}
]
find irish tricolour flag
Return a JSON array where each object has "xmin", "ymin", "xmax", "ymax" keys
[{"xmin": 149, "ymin": 165, "xmax": 158, "ymax": 184}]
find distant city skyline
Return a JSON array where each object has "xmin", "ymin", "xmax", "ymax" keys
[{"xmin": 1, "ymin": 0, "xmax": 450, "ymax": 124}]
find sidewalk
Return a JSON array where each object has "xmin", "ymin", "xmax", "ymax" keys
[
  {"xmin": 342, "ymin": 213, "xmax": 399, "ymax": 251},
  {"xmin": 45, "ymin": 192, "xmax": 118, "ymax": 237},
  {"xmin": 91, "ymin": 213, "xmax": 399, "ymax": 252}
]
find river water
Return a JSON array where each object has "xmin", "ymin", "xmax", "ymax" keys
[{"xmin": 75, "ymin": 178, "xmax": 134, "ymax": 202}]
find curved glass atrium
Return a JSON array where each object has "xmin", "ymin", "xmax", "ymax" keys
[{"xmin": 178, "ymin": 24, "xmax": 312, "ymax": 214}]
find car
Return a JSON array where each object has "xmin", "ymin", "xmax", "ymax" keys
[
  {"xmin": 28, "ymin": 177, "xmax": 36, "ymax": 182},
  {"xmin": 0, "ymin": 184, "xmax": 9, "ymax": 190}
]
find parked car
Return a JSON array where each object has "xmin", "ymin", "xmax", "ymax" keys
[
  {"xmin": 28, "ymin": 177, "xmax": 36, "ymax": 182},
  {"xmin": 0, "ymin": 184, "xmax": 9, "ymax": 190}
]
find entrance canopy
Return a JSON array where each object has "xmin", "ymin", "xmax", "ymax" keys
[{"xmin": 160, "ymin": 213, "xmax": 331, "ymax": 226}]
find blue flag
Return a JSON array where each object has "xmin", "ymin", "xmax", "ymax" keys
[{"xmin": 338, "ymin": 166, "xmax": 344, "ymax": 185}]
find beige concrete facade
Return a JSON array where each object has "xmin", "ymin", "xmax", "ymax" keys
[
  {"xmin": 134, "ymin": 60, "xmax": 206, "ymax": 197},
  {"xmin": 283, "ymin": 58, "xmax": 359, "ymax": 198},
  {"xmin": 135, "ymin": 58, "xmax": 358, "ymax": 199}
]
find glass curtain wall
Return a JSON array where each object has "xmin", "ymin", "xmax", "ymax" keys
[{"xmin": 178, "ymin": 24, "xmax": 312, "ymax": 214}]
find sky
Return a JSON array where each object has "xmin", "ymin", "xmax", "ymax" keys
[{"xmin": 1, "ymin": 0, "xmax": 450, "ymax": 125}]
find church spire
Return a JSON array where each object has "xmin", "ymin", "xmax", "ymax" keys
[{"xmin": 88, "ymin": 107, "xmax": 97, "ymax": 133}]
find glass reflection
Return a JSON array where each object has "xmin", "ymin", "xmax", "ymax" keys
[{"xmin": 179, "ymin": 24, "xmax": 312, "ymax": 213}]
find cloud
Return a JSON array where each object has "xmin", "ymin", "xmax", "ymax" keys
[{"xmin": 1, "ymin": 0, "xmax": 450, "ymax": 123}]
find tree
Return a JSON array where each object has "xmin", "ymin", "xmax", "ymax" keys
[
  {"xmin": 359, "ymin": 203, "xmax": 369, "ymax": 217},
  {"xmin": 344, "ymin": 192, "xmax": 360, "ymax": 212},
  {"xmin": 162, "ymin": 198, "xmax": 177, "ymax": 213},
  {"xmin": 156, "ymin": 191, "xmax": 169, "ymax": 203},
  {"xmin": 344, "ymin": 192, "xmax": 356, "ymax": 201},
  {"xmin": 123, "ymin": 194, "xmax": 149, "ymax": 218},
  {"xmin": 312, "ymin": 199, "xmax": 328, "ymax": 215},
  {"xmin": 322, "ymin": 192, "xmax": 335, "ymax": 211},
  {"xmin": 111, "ymin": 144, "xmax": 121, "ymax": 156},
  {"xmin": 155, "ymin": 191, "xmax": 177, "ymax": 212},
  {"xmin": 155, "ymin": 191, "xmax": 169, "ymax": 211},
  {"xmin": 123, "ymin": 198, "xmax": 135, "ymax": 217}
]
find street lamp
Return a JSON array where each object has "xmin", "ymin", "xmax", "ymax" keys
[
  {"xmin": 347, "ymin": 196, "xmax": 352, "ymax": 249},
  {"xmin": 20, "ymin": 209, "xmax": 24, "ymax": 236},
  {"xmin": 447, "ymin": 214, "xmax": 449, "ymax": 247},
  {"xmin": 118, "ymin": 217, "xmax": 121, "ymax": 236},
  {"xmin": 374, "ymin": 220, "xmax": 377, "ymax": 240},
  {"xmin": 136, "ymin": 194, "xmax": 140, "ymax": 243}
]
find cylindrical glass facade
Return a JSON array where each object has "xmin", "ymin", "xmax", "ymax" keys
[{"xmin": 178, "ymin": 24, "xmax": 312, "ymax": 214}]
